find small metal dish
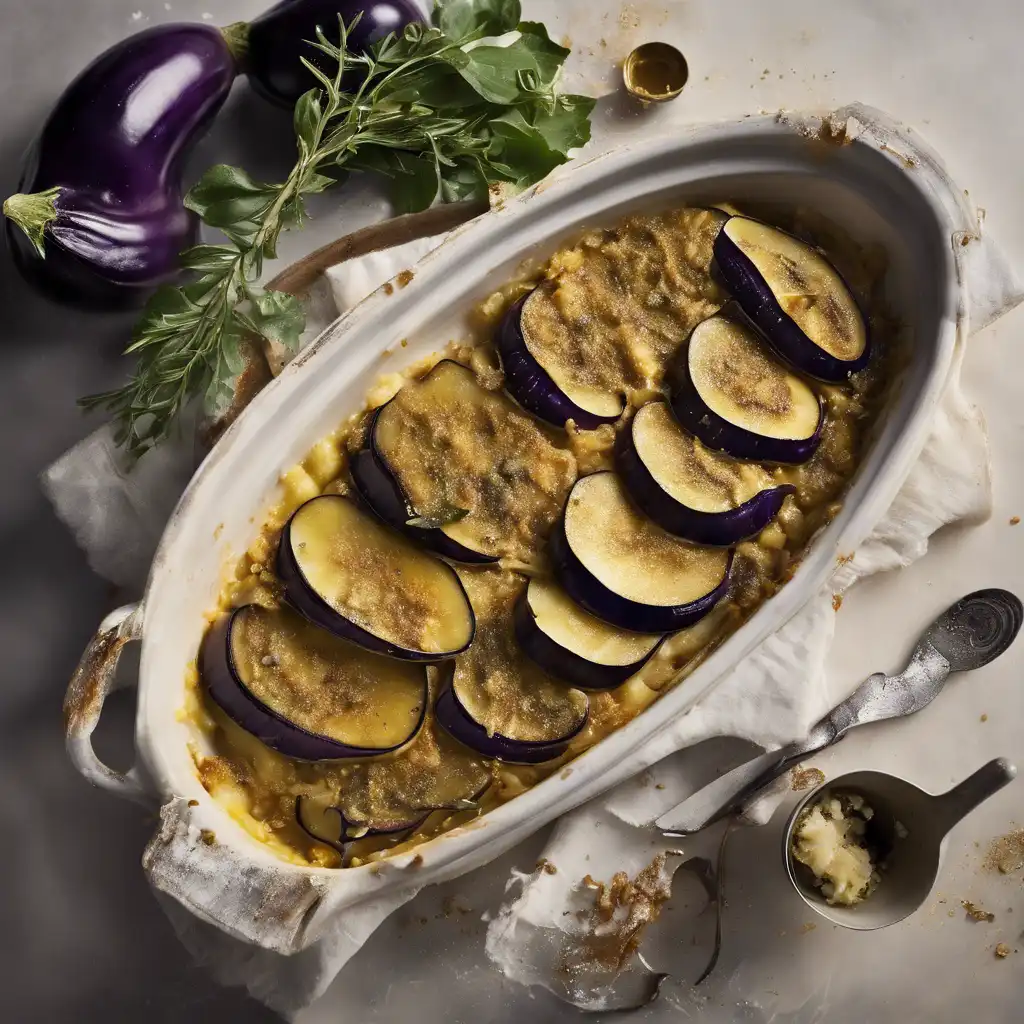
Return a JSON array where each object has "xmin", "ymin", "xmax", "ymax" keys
[
  {"xmin": 783, "ymin": 759, "xmax": 1016, "ymax": 930},
  {"xmin": 623, "ymin": 43, "xmax": 689, "ymax": 102}
]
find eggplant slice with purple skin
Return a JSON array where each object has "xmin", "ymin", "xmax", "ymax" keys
[
  {"xmin": 436, "ymin": 572, "xmax": 590, "ymax": 764},
  {"xmin": 3, "ymin": 24, "xmax": 239, "ymax": 308},
  {"xmin": 351, "ymin": 360, "xmax": 576, "ymax": 565},
  {"xmin": 242, "ymin": 0, "xmax": 424, "ymax": 108},
  {"xmin": 551, "ymin": 472, "xmax": 733, "ymax": 633},
  {"xmin": 278, "ymin": 495, "xmax": 475, "ymax": 661},
  {"xmin": 671, "ymin": 316, "xmax": 824, "ymax": 465},
  {"xmin": 295, "ymin": 795, "xmax": 428, "ymax": 863},
  {"xmin": 514, "ymin": 578, "xmax": 663, "ymax": 691},
  {"xmin": 201, "ymin": 604, "xmax": 428, "ymax": 760},
  {"xmin": 496, "ymin": 291, "xmax": 624, "ymax": 430},
  {"xmin": 713, "ymin": 216, "xmax": 870, "ymax": 382},
  {"xmin": 618, "ymin": 401, "xmax": 796, "ymax": 546},
  {"xmin": 350, "ymin": 445, "xmax": 494, "ymax": 564}
]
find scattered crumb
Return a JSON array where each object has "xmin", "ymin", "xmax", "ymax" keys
[
  {"xmin": 536, "ymin": 858, "xmax": 558, "ymax": 875},
  {"xmin": 948, "ymin": 910, "xmax": 956, "ymax": 917},
  {"xmin": 200, "ymin": 829, "xmax": 216, "ymax": 846},
  {"xmin": 131, "ymin": 10, "xmax": 144, "ymax": 20},
  {"xmin": 799, "ymin": 921, "xmax": 817, "ymax": 934},
  {"xmin": 560, "ymin": 767, "xmax": 574, "ymax": 780},
  {"xmin": 995, "ymin": 943, "xmax": 1012, "ymax": 959},
  {"xmin": 569, "ymin": 854, "xmax": 674, "ymax": 975},
  {"xmin": 832, "ymin": 593, "xmax": 843, "ymax": 612},
  {"xmin": 985, "ymin": 829, "xmax": 1024, "ymax": 874},
  {"xmin": 400, "ymin": 338, "xmax": 408, "ymax": 347},
  {"xmin": 396, "ymin": 269, "xmax": 415, "ymax": 288},
  {"xmin": 655, "ymin": 783, "xmax": 666, "ymax": 790},
  {"xmin": 791, "ymin": 766, "xmax": 826, "ymax": 791},
  {"xmin": 836, "ymin": 551, "xmax": 855, "ymax": 565},
  {"xmin": 383, "ymin": 282, "xmax": 395, "ymax": 295},
  {"xmin": 408, "ymin": 853, "xmax": 424, "ymax": 869},
  {"xmin": 442, "ymin": 894, "xmax": 472, "ymax": 916},
  {"xmin": 962, "ymin": 900, "xmax": 995, "ymax": 922},
  {"xmin": 1010, "ymin": 516, "xmax": 1020, "ymax": 526},
  {"xmin": 980, "ymin": 713, "xmax": 988, "ymax": 723},
  {"xmin": 187, "ymin": 799, "xmax": 199, "ymax": 807},
  {"xmin": 419, "ymin": 916, "xmax": 429, "ymax": 925}
]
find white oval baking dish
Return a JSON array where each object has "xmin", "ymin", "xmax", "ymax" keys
[{"xmin": 64, "ymin": 106, "xmax": 979, "ymax": 955}]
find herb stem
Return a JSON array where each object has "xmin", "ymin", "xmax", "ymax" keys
[{"xmin": 83, "ymin": 3, "xmax": 595, "ymax": 456}]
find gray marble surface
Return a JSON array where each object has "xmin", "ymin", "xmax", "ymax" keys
[{"xmin": 4, "ymin": 1, "xmax": 1024, "ymax": 1022}]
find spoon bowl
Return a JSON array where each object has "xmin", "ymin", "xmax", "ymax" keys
[{"xmin": 783, "ymin": 759, "xmax": 1017, "ymax": 930}]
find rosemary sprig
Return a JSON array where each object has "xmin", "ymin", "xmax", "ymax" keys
[{"xmin": 82, "ymin": 0, "xmax": 595, "ymax": 457}]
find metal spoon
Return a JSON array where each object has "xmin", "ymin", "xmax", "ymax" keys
[{"xmin": 656, "ymin": 589, "xmax": 1022, "ymax": 836}]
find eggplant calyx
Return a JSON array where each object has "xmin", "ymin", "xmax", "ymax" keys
[
  {"xmin": 3, "ymin": 187, "xmax": 61, "ymax": 259},
  {"xmin": 218, "ymin": 20, "xmax": 250, "ymax": 69}
]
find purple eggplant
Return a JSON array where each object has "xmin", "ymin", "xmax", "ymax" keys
[
  {"xmin": 671, "ymin": 316, "xmax": 824, "ymax": 466},
  {"xmin": 3, "ymin": 25, "xmax": 239, "ymax": 309},
  {"xmin": 242, "ymin": 0, "xmax": 425, "ymax": 108},
  {"xmin": 295, "ymin": 795, "xmax": 428, "ymax": 860},
  {"xmin": 617, "ymin": 401, "xmax": 796, "ymax": 546},
  {"xmin": 350, "ymin": 445, "xmax": 496, "ymax": 564},
  {"xmin": 200, "ymin": 604, "xmax": 428, "ymax": 761},
  {"xmin": 713, "ymin": 216, "xmax": 870, "ymax": 382},
  {"xmin": 277, "ymin": 495, "xmax": 475, "ymax": 661},
  {"xmin": 514, "ymin": 579, "xmax": 663, "ymax": 691},
  {"xmin": 435, "ymin": 572, "xmax": 589, "ymax": 764},
  {"xmin": 496, "ymin": 292, "xmax": 623, "ymax": 431},
  {"xmin": 434, "ymin": 684, "xmax": 586, "ymax": 765},
  {"xmin": 550, "ymin": 472, "xmax": 733, "ymax": 633}
]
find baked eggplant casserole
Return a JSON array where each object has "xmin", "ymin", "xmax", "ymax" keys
[{"xmin": 188, "ymin": 204, "xmax": 894, "ymax": 867}]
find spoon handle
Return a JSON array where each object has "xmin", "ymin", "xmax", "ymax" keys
[{"xmin": 930, "ymin": 758, "xmax": 1017, "ymax": 836}]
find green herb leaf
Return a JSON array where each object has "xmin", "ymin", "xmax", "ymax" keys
[
  {"xmin": 206, "ymin": 318, "xmax": 248, "ymax": 420},
  {"xmin": 516, "ymin": 22, "xmax": 570, "ymax": 87},
  {"xmin": 179, "ymin": 244, "xmax": 241, "ymax": 273},
  {"xmin": 353, "ymin": 147, "xmax": 442, "ymax": 213},
  {"xmin": 406, "ymin": 505, "xmax": 471, "ymax": 529},
  {"xmin": 455, "ymin": 43, "xmax": 541, "ymax": 104},
  {"xmin": 433, "ymin": 0, "xmax": 521, "ymax": 39},
  {"xmin": 439, "ymin": 160, "xmax": 488, "ymax": 203},
  {"xmin": 293, "ymin": 89, "xmax": 324, "ymax": 156},
  {"xmin": 245, "ymin": 290, "xmax": 306, "ymax": 351},
  {"xmin": 486, "ymin": 109, "xmax": 564, "ymax": 187},
  {"xmin": 184, "ymin": 165, "xmax": 277, "ymax": 227},
  {"xmin": 529, "ymin": 94, "xmax": 596, "ymax": 155}
]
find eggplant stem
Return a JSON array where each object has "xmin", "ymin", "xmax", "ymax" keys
[
  {"xmin": 219, "ymin": 20, "xmax": 250, "ymax": 70},
  {"xmin": 3, "ymin": 187, "xmax": 60, "ymax": 259}
]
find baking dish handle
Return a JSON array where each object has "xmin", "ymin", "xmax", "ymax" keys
[{"xmin": 63, "ymin": 602, "xmax": 153, "ymax": 807}]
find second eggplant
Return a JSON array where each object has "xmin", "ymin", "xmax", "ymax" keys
[{"xmin": 242, "ymin": 0, "xmax": 425, "ymax": 108}]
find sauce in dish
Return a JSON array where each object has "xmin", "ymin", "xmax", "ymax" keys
[{"xmin": 187, "ymin": 204, "xmax": 895, "ymax": 867}]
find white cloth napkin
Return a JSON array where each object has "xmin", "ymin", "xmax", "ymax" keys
[{"xmin": 41, "ymin": 107, "xmax": 1022, "ymax": 1016}]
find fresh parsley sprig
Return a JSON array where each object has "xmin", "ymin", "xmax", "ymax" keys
[{"xmin": 82, "ymin": 0, "xmax": 595, "ymax": 457}]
